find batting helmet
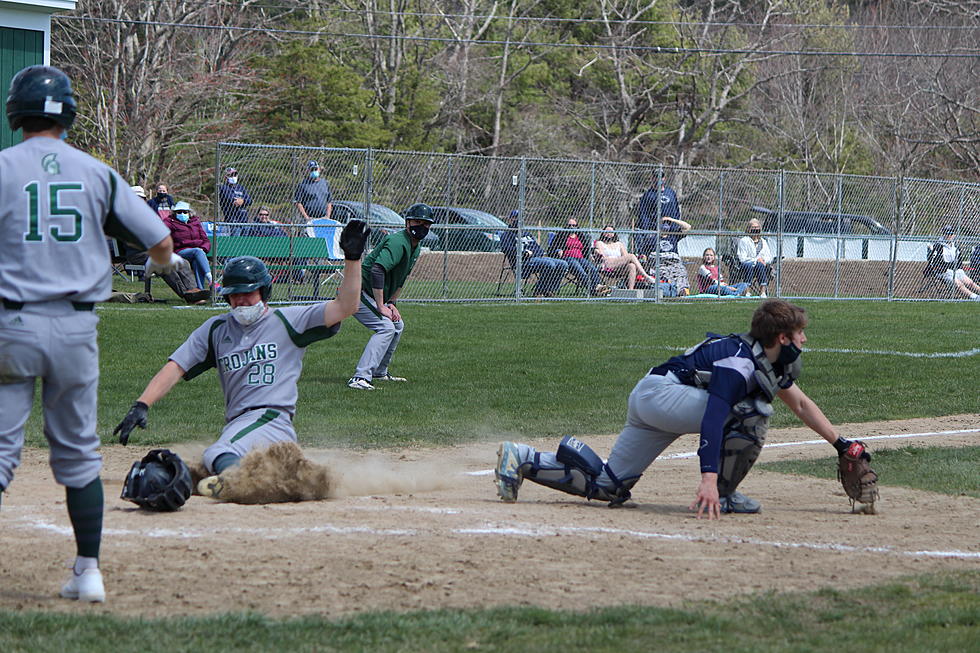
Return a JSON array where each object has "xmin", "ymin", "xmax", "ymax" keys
[
  {"xmin": 6, "ymin": 65, "xmax": 77, "ymax": 131},
  {"xmin": 120, "ymin": 449, "xmax": 193, "ymax": 511},
  {"xmin": 219, "ymin": 256, "xmax": 273, "ymax": 301},
  {"xmin": 403, "ymin": 203, "xmax": 435, "ymax": 223}
]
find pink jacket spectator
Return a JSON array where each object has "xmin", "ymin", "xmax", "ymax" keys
[{"xmin": 162, "ymin": 213, "xmax": 211, "ymax": 253}]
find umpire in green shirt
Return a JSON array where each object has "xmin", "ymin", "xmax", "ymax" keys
[{"xmin": 347, "ymin": 203, "xmax": 435, "ymax": 390}]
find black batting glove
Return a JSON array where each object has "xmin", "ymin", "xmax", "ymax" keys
[
  {"xmin": 114, "ymin": 401, "xmax": 149, "ymax": 446},
  {"xmin": 340, "ymin": 219, "xmax": 371, "ymax": 260}
]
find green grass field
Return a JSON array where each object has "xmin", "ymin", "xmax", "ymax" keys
[{"xmin": 6, "ymin": 299, "xmax": 979, "ymax": 651}]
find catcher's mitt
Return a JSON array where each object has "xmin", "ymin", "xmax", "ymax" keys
[
  {"xmin": 120, "ymin": 449, "xmax": 193, "ymax": 511},
  {"xmin": 837, "ymin": 440, "xmax": 879, "ymax": 513}
]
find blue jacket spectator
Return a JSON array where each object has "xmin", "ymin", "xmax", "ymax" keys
[
  {"xmin": 146, "ymin": 183, "xmax": 175, "ymax": 214},
  {"xmin": 636, "ymin": 178, "xmax": 682, "ymax": 257},
  {"xmin": 500, "ymin": 211, "xmax": 569, "ymax": 297},
  {"xmin": 218, "ymin": 167, "xmax": 253, "ymax": 231}
]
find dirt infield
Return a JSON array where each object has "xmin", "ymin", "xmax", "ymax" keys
[{"xmin": 1, "ymin": 415, "xmax": 977, "ymax": 618}]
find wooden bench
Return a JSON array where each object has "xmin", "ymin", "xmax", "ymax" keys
[{"xmin": 212, "ymin": 236, "xmax": 344, "ymax": 298}]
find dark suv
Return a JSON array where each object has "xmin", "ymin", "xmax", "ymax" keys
[
  {"xmin": 429, "ymin": 206, "xmax": 507, "ymax": 251},
  {"xmin": 750, "ymin": 206, "xmax": 891, "ymax": 235}
]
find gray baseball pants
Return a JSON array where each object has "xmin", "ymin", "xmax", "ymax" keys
[
  {"xmin": 0, "ymin": 301, "xmax": 102, "ymax": 490},
  {"xmin": 203, "ymin": 407, "xmax": 296, "ymax": 473},
  {"xmin": 352, "ymin": 298, "xmax": 403, "ymax": 380}
]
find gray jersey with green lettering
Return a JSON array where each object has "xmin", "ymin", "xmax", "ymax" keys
[
  {"xmin": 169, "ymin": 304, "xmax": 341, "ymax": 422},
  {"xmin": 0, "ymin": 137, "xmax": 169, "ymax": 303}
]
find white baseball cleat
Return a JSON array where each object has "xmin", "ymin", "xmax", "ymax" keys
[
  {"xmin": 495, "ymin": 441, "xmax": 524, "ymax": 503},
  {"xmin": 347, "ymin": 377, "xmax": 375, "ymax": 390},
  {"xmin": 60, "ymin": 567, "xmax": 105, "ymax": 603},
  {"xmin": 197, "ymin": 475, "xmax": 226, "ymax": 498},
  {"xmin": 372, "ymin": 373, "xmax": 407, "ymax": 382}
]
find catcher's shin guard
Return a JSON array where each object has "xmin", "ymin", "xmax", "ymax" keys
[
  {"xmin": 717, "ymin": 430, "xmax": 764, "ymax": 497},
  {"xmin": 524, "ymin": 436, "xmax": 638, "ymax": 506}
]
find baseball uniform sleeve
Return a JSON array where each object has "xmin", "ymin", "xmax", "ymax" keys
[
  {"xmin": 698, "ymin": 353, "xmax": 754, "ymax": 473},
  {"xmin": 272, "ymin": 306, "xmax": 342, "ymax": 347},
  {"xmin": 104, "ymin": 169, "xmax": 170, "ymax": 250},
  {"xmin": 170, "ymin": 317, "xmax": 227, "ymax": 380}
]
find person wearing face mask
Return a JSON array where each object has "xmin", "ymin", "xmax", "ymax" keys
[
  {"xmin": 113, "ymin": 221, "xmax": 372, "ymax": 498},
  {"xmin": 146, "ymin": 183, "xmax": 175, "ymax": 216},
  {"xmin": 547, "ymin": 218, "xmax": 610, "ymax": 296},
  {"xmin": 294, "ymin": 160, "xmax": 332, "ymax": 225},
  {"xmin": 736, "ymin": 218, "xmax": 774, "ymax": 298},
  {"xmin": 346, "ymin": 203, "xmax": 434, "ymax": 390},
  {"xmin": 218, "ymin": 167, "xmax": 253, "ymax": 236},
  {"xmin": 161, "ymin": 201, "xmax": 212, "ymax": 294},
  {"xmin": 494, "ymin": 300, "xmax": 859, "ymax": 519}
]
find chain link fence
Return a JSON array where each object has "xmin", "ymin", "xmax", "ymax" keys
[{"xmin": 200, "ymin": 143, "xmax": 980, "ymax": 304}]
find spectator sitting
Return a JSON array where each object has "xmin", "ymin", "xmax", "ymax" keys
[
  {"xmin": 218, "ymin": 167, "xmax": 253, "ymax": 236},
  {"xmin": 245, "ymin": 206, "xmax": 287, "ymax": 237},
  {"xmin": 928, "ymin": 226, "xmax": 980, "ymax": 299},
  {"xmin": 146, "ymin": 183, "xmax": 175, "ymax": 215},
  {"xmin": 736, "ymin": 218, "xmax": 774, "ymax": 298},
  {"xmin": 500, "ymin": 211, "xmax": 569, "ymax": 297},
  {"xmin": 163, "ymin": 201, "xmax": 212, "ymax": 291},
  {"xmin": 593, "ymin": 225, "xmax": 658, "ymax": 290},
  {"xmin": 697, "ymin": 247, "xmax": 750, "ymax": 296},
  {"xmin": 131, "ymin": 185, "xmax": 148, "ymax": 203},
  {"xmin": 548, "ymin": 218, "xmax": 610, "ymax": 296}
]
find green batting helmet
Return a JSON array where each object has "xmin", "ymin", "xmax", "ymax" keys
[
  {"xmin": 6, "ymin": 65, "xmax": 77, "ymax": 131},
  {"xmin": 219, "ymin": 256, "xmax": 273, "ymax": 301},
  {"xmin": 403, "ymin": 203, "xmax": 435, "ymax": 223}
]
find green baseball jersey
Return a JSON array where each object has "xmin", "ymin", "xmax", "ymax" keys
[
  {"xmin": 169, "ymin": 303, "xmax": 340, "ymax": 422},
  {"xmin": 0, "ymin": 137, "xmax": 170, "ymax": 303},
  {"xmin": 360, "ymin": 230, "xmax": 419, "ymax": 303}
]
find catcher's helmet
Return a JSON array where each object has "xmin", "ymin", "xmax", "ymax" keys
[
  {"xmin": 403, "ymin": 203, "xmax": 435, "ymax": 223},
  {"xmin": 6, "ymin": 65, "xmax": 77, "ymax": 131},
  {"xmin": 219, "ymin": 256, "xmax": 273, "ymax": 301},
  {"xmin": 120, "ymin": 449, "xmax": 193, "ymax": 511}
]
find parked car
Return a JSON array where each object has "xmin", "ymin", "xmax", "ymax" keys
[
  {"xmin": 331, "ymin": 200, "xmax": 439, "ymax": 249},
  {"xmin": 429, "ymin": 206, "xmax": 507, "ymax": 251},
  {"xmin": 751, "ymin": 206, "xmax": 891, "ymax": 235}
]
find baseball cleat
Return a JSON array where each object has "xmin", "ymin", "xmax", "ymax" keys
[
  {"xmin": 60, "ymin": 567, "xmax": 105, "ymax": 603},
  {"xmin": 372, "ymin": 373, "xmax": 407, "ymax": 382},
  {"xmin": 347, "ymin": 377, "xmax": 375, "ymax": 390},
  {"xmin": 197, "ymin": 475, "xmax": 226, "ymax": 499},
  {"xmin": 494, "ymin": 441, "xmax": 524, "ymax": 503},
  {"xmin": 719, "ymin": 491, "xmax": 761, "ymax": 514}
]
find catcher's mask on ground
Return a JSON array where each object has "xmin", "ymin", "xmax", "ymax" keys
[
  {"xmin": 6, "ymin": 65, "xmax": 77, "ymax": 130},
  {"xmin": 120, "ymin": 449, "xmax": 193, "ymax": 511},
  {"xmin": 220, "ymin": 256, "xmax": 273, "ymax": 302}
]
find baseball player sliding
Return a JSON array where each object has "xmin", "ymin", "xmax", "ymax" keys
[
  {"xmin": 495, "ymin": 299, "xmax": 877, "ymax": 517},
  {"xmin": 113, "ymin": 221, "xmax": 371, "ymax": 499},
  {"xmin": 0, "ymin": 66, "xmax": 185, "ymax": 603}
]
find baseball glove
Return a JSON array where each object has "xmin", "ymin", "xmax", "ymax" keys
[{"xmin": 837, "ymin": 440, "xmax": 879, "ymax": 511}]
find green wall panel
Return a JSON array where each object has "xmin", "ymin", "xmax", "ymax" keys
[{"xmin": 1, "ymin": 27, "xmax": 44, "ymax": 150}]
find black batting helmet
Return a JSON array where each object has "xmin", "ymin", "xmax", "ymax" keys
[
  {"xmin": 6, "ymin": 65, "xmax": 77, "ymax": 131},
  {"xmin": 403, "ymin": 203, "xmax": 435, "ymax": 223},
  {"xmin": 219, "ymin": 256, "xmax": 273, "ymax": 301}
]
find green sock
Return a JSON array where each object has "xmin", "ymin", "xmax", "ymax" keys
[
  {"xmin": 66, "ymin": 477, "xmax": 104, "ymax": 559},
  {"xmin": 212, "ymin": 452, "xmax": 241, "ymax": 475}
]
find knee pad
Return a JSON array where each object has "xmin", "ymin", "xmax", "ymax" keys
[{"xmin": 526, "ymin": 436, "xmax": 639, "ymax": 506}]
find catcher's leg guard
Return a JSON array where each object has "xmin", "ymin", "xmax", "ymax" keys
[
  {"xmin": 717, "ymin": 430, "xmax": 764, "ymax": 497},
  {"xmin": 522, "ymin": 436, "xmax": 639, "ymax": 506}
]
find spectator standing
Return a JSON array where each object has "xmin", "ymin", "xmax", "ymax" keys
[
  {"xmin": 163, "ymin": 201, "xmax": 212, "ymax": 291},
  {"xmin": 218, "ymin": 167, "xmax": 252, "ymax": 236},
  {"xmin": 294, "ymin": 160, "xmax": 332, "ymax": 224},
  {"xmin": 548, "ymin": 218, "xmax": 609, "ymax": 296},
  {"xmin": 146, "ymin": 183, "xmax": 175, "ymax": 215},
  {"xmin": 499, "ymin": 211, "xmax": 569, "ymax": 298},
  {"xmin": 637, "ymin": 177, "xmax": 690, "ymax": 294},
  {"xmin": 736, "ymin": 218, "xmax": 774, "ymax": 298},
  {"xmin": 697, "ymin": 247, "xmax": 750, "ymax": 296}
]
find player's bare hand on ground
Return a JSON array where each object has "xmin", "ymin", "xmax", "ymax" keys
[
  {"xmin": 146, "ymin": 252, "xmax": 190, "ymax": 276},
  {"xmin": 113, "ymin": 401, "xmax": 149, "ymax": 446},
  {"xmin": 340, "ymin": 219, "xmax": 371, "ymax": 260},
  {"xmin": 690, "ymin": 474, "xmax": 721, "ymax": 520}
]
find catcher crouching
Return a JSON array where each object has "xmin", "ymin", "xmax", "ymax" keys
[{"xmin": 113, "ymin": 221, "xmax": 371, "ymax": 504}]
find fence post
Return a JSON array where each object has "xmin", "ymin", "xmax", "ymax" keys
[
  {"xmin": 887, "ymin": 176, "xmax": 901, "ymax": 300},
  {"xmin": 210, "ymin": 142, "xmax": 222, "ymax": 305},
  {"xmin": 833, "ymin": 176, "xmax": 843, "ymax": 298},
  {"xmin": 588, "ymin": 161, "xmax": 597, "ymax": 229},
  {"xmin": 515, "ymin": 157, "xmax": 526, "ymax": 301},
  {"xmin": 775, "ymin": 171, "xmax": 785, "ymax": 297}
]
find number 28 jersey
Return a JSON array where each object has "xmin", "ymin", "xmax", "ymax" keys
[
  {"xmin": 0, "ymin": 137, "xmax": 169, "ymax": 303},
  {"xmin": 169, "ymin": 304, "xmax": 341, "ymax": 422}
]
